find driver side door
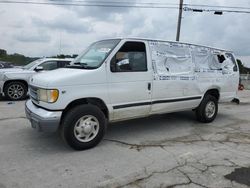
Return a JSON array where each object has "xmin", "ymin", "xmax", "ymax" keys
[{"xmin": 107, "ymin": 41, "xmax": 153, "ymax": 121}]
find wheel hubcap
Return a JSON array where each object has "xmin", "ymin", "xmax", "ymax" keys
[
  {"xmin": 205, "ymin": 101, "xmax": 216, "ymax": 118},
  {"xmin": 74, "ymin": 115, "xmax": 99, "ymax": 142},
  {"xmin": 7, "ymin": 84, "xmax": 24, "ymax": 99}
]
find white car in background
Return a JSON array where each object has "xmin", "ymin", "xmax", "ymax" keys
[{"xmin": 0, "ymin": 58, "xmax": 73, "ymax": 100}]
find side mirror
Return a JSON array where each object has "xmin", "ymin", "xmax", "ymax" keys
[
  {"xmin": 35, "ymin": 66, "xmax": 44, "ymax": 72},
  {"xmin": 110, "ymin": 57, "xmax": 117, "ymax": 72},
  {"xmin": 233, "ymin": 65, "xmax": 238, "ymax": 72}
]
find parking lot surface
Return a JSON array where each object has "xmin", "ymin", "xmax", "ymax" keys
[{"xmin": 0, "ymin": 91, "xmax": 250, "ymax": 188}]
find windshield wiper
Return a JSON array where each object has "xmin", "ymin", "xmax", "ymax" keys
[
  {"xmin": 72, "ymin": 62, "xmax": 83, "ymax": 65},
  {"xmin": 66, "ymin": 62, "xmax": 96, "ymax": 69}
]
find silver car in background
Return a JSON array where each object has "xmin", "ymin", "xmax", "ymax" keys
[{"xmin": 0, "ymin": 61, "xmax": 14, "ymax": 69}]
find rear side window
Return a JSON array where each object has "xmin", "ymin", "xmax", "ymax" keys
[
  {"xmin": 149, "ymin": 41, "xmax": 193, "ymax": 75},
  {"xmin": 111, "ymin": 42, "xmax": 147, "ymax": 72},
  {"xmin": 58, "ymin": 61, "xmax": 70, "ymax": 68},
  {"xmin": 217, "ymin": 55, "xmax": 225, "ymax": 63},
  {"xmin": 225, "ymin": 53, "xmax": 238, "ymax": 72}
]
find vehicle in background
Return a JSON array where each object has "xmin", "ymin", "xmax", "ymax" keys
[
  {"xmin": 0, "ymin": 58, "xmax": 73, "ymax": 100},
  {"xmin": 0, "ymin": 61, "xmax": 14, "ymax": 69},
  {"xmin": 25, "ymin": 38, "xmax": 239, "ymax": 150}
]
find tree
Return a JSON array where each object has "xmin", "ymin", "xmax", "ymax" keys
[
  {"xmin": 0, "ymin": 49, "xmax": 37, "ymax": 65},
  {"xmin": 0, "ymin": 48, "xmax": 76, "ymax": 66},
  {"xmin": 0, "ymin": 49, "xmax": 7, "ymax": 57}
]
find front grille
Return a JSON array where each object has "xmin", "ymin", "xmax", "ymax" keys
[{"xmin": 29, "ymin": 85, "xmax": 39, "ymax": 103}]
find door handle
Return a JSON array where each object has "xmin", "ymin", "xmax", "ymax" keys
[{"xmin": 148, "ymin": 83, "xmax": 151, "ymax": 91}]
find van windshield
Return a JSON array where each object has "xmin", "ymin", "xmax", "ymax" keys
[{"xmin": 70, "ymin": 39, "xmax": 120, "ymax": 69}]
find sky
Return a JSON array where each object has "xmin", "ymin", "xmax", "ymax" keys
[{"xmin": 0, "ymin": 0, "xmax": 250, "ymax": 65}]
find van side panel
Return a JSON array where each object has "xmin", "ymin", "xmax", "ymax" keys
[
  {"xmin": 149, "ymin": 40, "xmax": 238, "ymax": 115},
  {"xmin": 149, "ymin": 41, "xmax": 202, "ymax": 115},
  {"xmin": 193, "ymin": 51, "xmax": 239, "ymax": 102},
  {"xmin": 220, "ymin": 53, "xmax": 239, "ymax": 101}
]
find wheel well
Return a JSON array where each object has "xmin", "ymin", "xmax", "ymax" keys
[
  {"xmin": 3, "ymin": 80, "xmax": 28, "ymax": 91},
  {"xmin": 205, "ymin": 89, "xmax": 220, "ymax": 101},
  {"xmin": 61, "ymin": 98, "xmax": 109, "ymax": 122}
]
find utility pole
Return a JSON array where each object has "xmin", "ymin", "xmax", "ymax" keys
[
  {"xmin": 59, "ymin": 31, "xmax": 62, "ymax": 55},
  {"xmin": 176, "ymin": 0, "xmax": 183, "ymax": 41}
]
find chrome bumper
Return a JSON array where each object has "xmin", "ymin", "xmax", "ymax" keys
[{"xmin": 25, "ymin": 100, "xmax": 62, "ymax": 132}]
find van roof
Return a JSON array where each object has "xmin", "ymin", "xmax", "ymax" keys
[{"xmin": 104, "ymin": 37, "xmax": 232, "ymax": 53}]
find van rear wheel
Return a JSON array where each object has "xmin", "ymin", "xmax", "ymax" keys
[
  {"xmin": 195, "ymin": 95, "xmax": 218, "ymax": 123},
  {"xmin": 60, "ymin": 104, "xmax": 107, "ymax": 150}
]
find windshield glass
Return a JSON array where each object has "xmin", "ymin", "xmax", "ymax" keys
[
  {"xmin": 23, "ymin": 59, "xmax": 42, "ymax": 70},
  {"xmin": 71, "ymin": 39, "xmax": 120, "ymax": 69}
]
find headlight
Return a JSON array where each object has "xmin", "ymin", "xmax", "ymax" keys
[{"xmin": 38, "ymin": 89, "xmax": 59, "ymax": 103}]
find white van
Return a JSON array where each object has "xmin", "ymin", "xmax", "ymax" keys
[{"xmin": 25, "ymin": 38, "xmax": 239, "ymax": 150}]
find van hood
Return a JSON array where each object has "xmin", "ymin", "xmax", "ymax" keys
[{"xmin": 30, "ymin": 67, "xmax": 106, "ymax": 88}]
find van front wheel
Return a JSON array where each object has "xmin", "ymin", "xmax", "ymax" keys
[
  {"xmin": 195, "ymin": 95, "xmax": 218, "ymax": 123},
  {"xmin": 60, "ymin": 104, "xmax": 107, "ymax": 150}
]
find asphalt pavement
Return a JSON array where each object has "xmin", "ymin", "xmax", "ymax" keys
[{"xmin": 0, "ymin": 91, "xmax": 250, "ymax": 188}]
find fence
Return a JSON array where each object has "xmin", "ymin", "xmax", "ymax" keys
[{"xmin": 240, "ymin": 74, "xmax": 250, "ymax": 90}]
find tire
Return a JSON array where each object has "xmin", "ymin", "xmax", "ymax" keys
[
  {"xmin": 60, "ymin": 104, "xmax": 107, "ymax": 150},
  {"xmin": 195, "ymin": 95, "xmax": 218, "ymax": 123},
  {"xmin": 4, "ymin": 81, "xmax": 28, "ymax": 100}
]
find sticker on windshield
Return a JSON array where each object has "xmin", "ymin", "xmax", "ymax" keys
[{"xmin": 98, "ymin": 48, "xmax": 111, "ymax": 53}]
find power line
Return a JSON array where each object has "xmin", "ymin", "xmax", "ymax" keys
[
  {"xmin": 184, "ymin": 3, "xmax": 250, "ymax": 10},
  {"xmin": 47, "ymin": 0, "xmax": 250, "ymax": 10},
  {"xmin": 183, "ymin": 7, "xmax": 250, "ymax": 14},
  {"xmin": 0, "ymin": 0, "xmax": 179, "ymax": 9},
  {"xmin": 48, "ymin": 0, "xmax": 250, "ymax": 10},
  {"xmin": 1, "ymin": 0, "xmax": 250, "ymax": 14},
  {"xmin": 50, "ymin": 0, "xmax": 179, "ymax": 6}
]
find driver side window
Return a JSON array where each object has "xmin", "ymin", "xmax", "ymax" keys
[
  {"xmin": 111, "ymin": 42, "xmax": 147, "ymax": 72},
  {"xmin": 40, "ymin": 61, "xmax": 58, "ymax": 70}
]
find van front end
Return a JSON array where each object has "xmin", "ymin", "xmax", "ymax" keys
[
  {"xmin": 25, "ymin": 99, "xmax": 62, "ymax": 132},
  {"xmin": 25, "ymin": 84, "xmax": 63, "ymax": 132}
]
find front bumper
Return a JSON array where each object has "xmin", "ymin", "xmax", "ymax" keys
[{"xmin": 25, "ymin": 99, "xmax": 62, "ymax": 132}]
